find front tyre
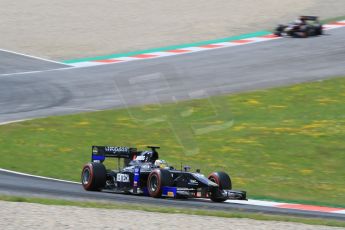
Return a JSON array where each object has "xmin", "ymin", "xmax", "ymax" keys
[
  {"xmin": 147, "ymin": 169, "xmax": 173, "ymax": 198},
  {"xmin": 316, "ymin": 26, "xmax": 323, "ymax": 35},
  {"xmin": 274, "ymin": 25, "xmax": 285, "ymax": 36},
  {"xmin": 208, "ymin": 171, "xmax": 232, "ymax": 202},
  {"xmin": 81, "ymin": 162, "xmax": 106, "ymax": 191}
]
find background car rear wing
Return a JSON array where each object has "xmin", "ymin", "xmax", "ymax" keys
[
  {"xmin": 300, "ymin": 16, "xmax": 318, "ymax": 21},
  {"xmin": 91, "ymin": 146, "xmax": 137, "ymax": 162}
]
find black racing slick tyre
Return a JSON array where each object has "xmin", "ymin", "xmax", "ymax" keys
[
  {"xmin": 81, "ymin": 162, "xmax": 106, "ymax": 191},
  {"xmin": 274, "ymin": 25, "xmax": 286, "ymax": 36},
  {"xmin": 316, "ymin": 26, "xmax": 323, "ymax": 35},
  {"xmin": 147, "ymin": 169, "xmax": 173, "ymax": 198},
  {"xmin": 208, "ymin": 171, "xmax": 232, "ymax": 202}
]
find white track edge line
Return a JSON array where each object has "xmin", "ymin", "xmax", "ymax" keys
[
  {"xmin": 0, "ymin": 119, "xmax": 31, "ymax": 125},
  {"xmin": 0, "ymin": 168, "xmax": 80, "ymax": 184},
  {"xmin": 0, "ymin": 66, "xmax": 78, "ymax": 77},
  {"xmin": 0, "ymin": 48, "xmax": 73, "ymax": 66}
]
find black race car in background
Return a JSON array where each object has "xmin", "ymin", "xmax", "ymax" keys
[
  {"xmin": 81, "ymin": 146, "xmax": 246, "ymax": 202},
  {"xmin": 274, "ymin": 16, "xmax": 323, "ymax": 38}
]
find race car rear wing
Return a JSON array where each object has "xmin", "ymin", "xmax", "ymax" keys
[
  {"xmin": 300, "ymin": 16, "xmax": 319, "ymax": 21},
  {"xmin": 91, "ymin": 146, "xmax": 137, "ymax": 162}
]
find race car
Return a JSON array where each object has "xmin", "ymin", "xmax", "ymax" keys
[
  {"xmin": 81, "ymin": 146, "xmax": 247, "ymax": 202},
  {"xmin": 274, "ymin": 16, "xmax": 323, "ymax": 38}
]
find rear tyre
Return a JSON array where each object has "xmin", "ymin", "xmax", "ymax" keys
[
  {"xmin": 208, "ymin": 171, "xmax": 232, "ymax": 202},
  {"xmin": 81, "ymin": 162, "xmax": 106, "ymax": 191},
  {"xmin": 147, "ymin": 169, "xmax": 173, "ymax": 198}
]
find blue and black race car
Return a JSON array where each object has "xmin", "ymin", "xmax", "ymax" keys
[{"xmin": 81, "ymin": 146, "xmax": 246, "ymax": 202}]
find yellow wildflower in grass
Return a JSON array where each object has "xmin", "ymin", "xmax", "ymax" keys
[
  {"xmin": 58, "ymin": 147, "xmax": 73, "ymax": 153},
  {"xmin": 234, "ymin": 177, "xmax": 247, "ymax": 186},
  {"xmin": 116, "ymin": 117, "xmax": 131, "ymax": 122},
  {"xmin": 232, "ymin": 125, "xmax": 246, "ymax": 131},
  {"xmin": 38, "ymin": 143, "xmax": 56, "ymax": 148},
  {"xmin": 232, "ymin": 138, "xmax": 257, "ymax": 144},
  {"xmin": 297, "ymin": 120, "xmax": 341, "ymax": 137},
  {"xmin": 219, "ymin": 146, "xmax": 240, "ymax": 152},
  {"xmin": 269, "ymin": 105, "xmax": 287, "ymax": 109},
  {"xmin": 200, "ymin": 120, "xmax": 226, "ymax": 126},
  {"xmin": 142, "ymin": 117, "xmax": 167, "ymax": 125},
  {"xmin": 283, "ymin": 119, "xmax": 295, "ymax": 123},
  {"xmin": 302, "ymin": 123, "xmax": 324, "ymax": 129},
  {"xmin": 210, "ymin": 162, "xmax": 227, "ymax": 168},
  {"xmin": 316, "ymin": 98, "xmax": 338, "ymax": 103},
  {"xmin": 180, "ymin": 107, "xmax": 194, "ymax": 117},
  {"xmin": 308, "ymin": 132, "xmax": 326, "ymax": 137},
  {"xmin": 290, "ymin": 85, "xmax": 302, "ymax": 91},
  {"xmin": 311, "ymin": 120, "xmax": 332, "ymax": 124},
  {"xmin": 299, "ymin": 130, "xmax": 325, "ymax": 137},
  {"xmin": 318, "ymin": 183, "xmax": 335, "ymax": 191},
  {"xmin": 268, "ymin": 162, "xmax": 285, "ymax": 170},
  {"xmin": 212, "ymin": 120, "xmax": 225, "ymax": 125},
  {"xmin": 35, "ymin": 127, "xmax": 45, "ymax": 131},
  {"xmin": 245, "ymin": 99, "xmax": 260, "ymax": 105},
  {"xmin": 300, "ymin": 169, "xmax": 313, "ymax": 175},
  {"xmin": 271, "ymin": 127, "xmax": 298, "ymax": 133},
  {"xmin": 246, "ymin": 119, "xmax": 344, "ymax": 137},
  {"xmin": 76, "ymin": 121, "xmax": 89, "ymax": 126}
]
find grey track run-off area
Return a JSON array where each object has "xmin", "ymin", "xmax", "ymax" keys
[
  {"xmin": 0, "ymin": 201, "xmax": 343, "ymax": 230},
  {"xmin": 0, "ymin": 0, "xmax": 344, "ymax": 60},
  {"xmin": 1, "ymin": 28, "xmax": 345, "ymax": 124},
  {"xmin": 0, "ymin": 50, "xmax": 69, "ymax": 74}
]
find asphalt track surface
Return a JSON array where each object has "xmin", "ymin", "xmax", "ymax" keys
[
  {"xmin": 0, "ymin": 28, "xmax": 345, "ymax": 220},
  {"xmin": 1, "ymin": 170, "xmax": 345, "ymax": 221}
]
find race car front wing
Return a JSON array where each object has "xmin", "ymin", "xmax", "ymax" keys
[
  {"xmin": 159, "ymin": 187, "xmax": 247, "ymax": 200},
  {"xmin": 221, "ymin": 189, "xmax": 247, "ymax": 200}
]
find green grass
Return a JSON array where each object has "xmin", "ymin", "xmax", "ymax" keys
[
  {"xmin": 1, "ymin": 195, "xmax": 344, "ymax": 227},
  {"xmin": 1, "ymin": 77, "xmax": 345, "ymax": 207}
]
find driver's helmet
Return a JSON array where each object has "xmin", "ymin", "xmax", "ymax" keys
[
  {"xmin": 134, "ymin": 150, "xmax": 159, "ymax": 164},
  {"xmin": 294, "ymin": 19, "xmax": 303, "ymax": 25},
  {"xmin": 134, "ymin": 151, "xmax": 152, "ymax": 163},
  {"xmin": 154, "ymin": 159, "xmax": 168, "ymax": 168},
  {"xmin": 298, "ymin": 17, "xmax": 307, "ymax": 24}
]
